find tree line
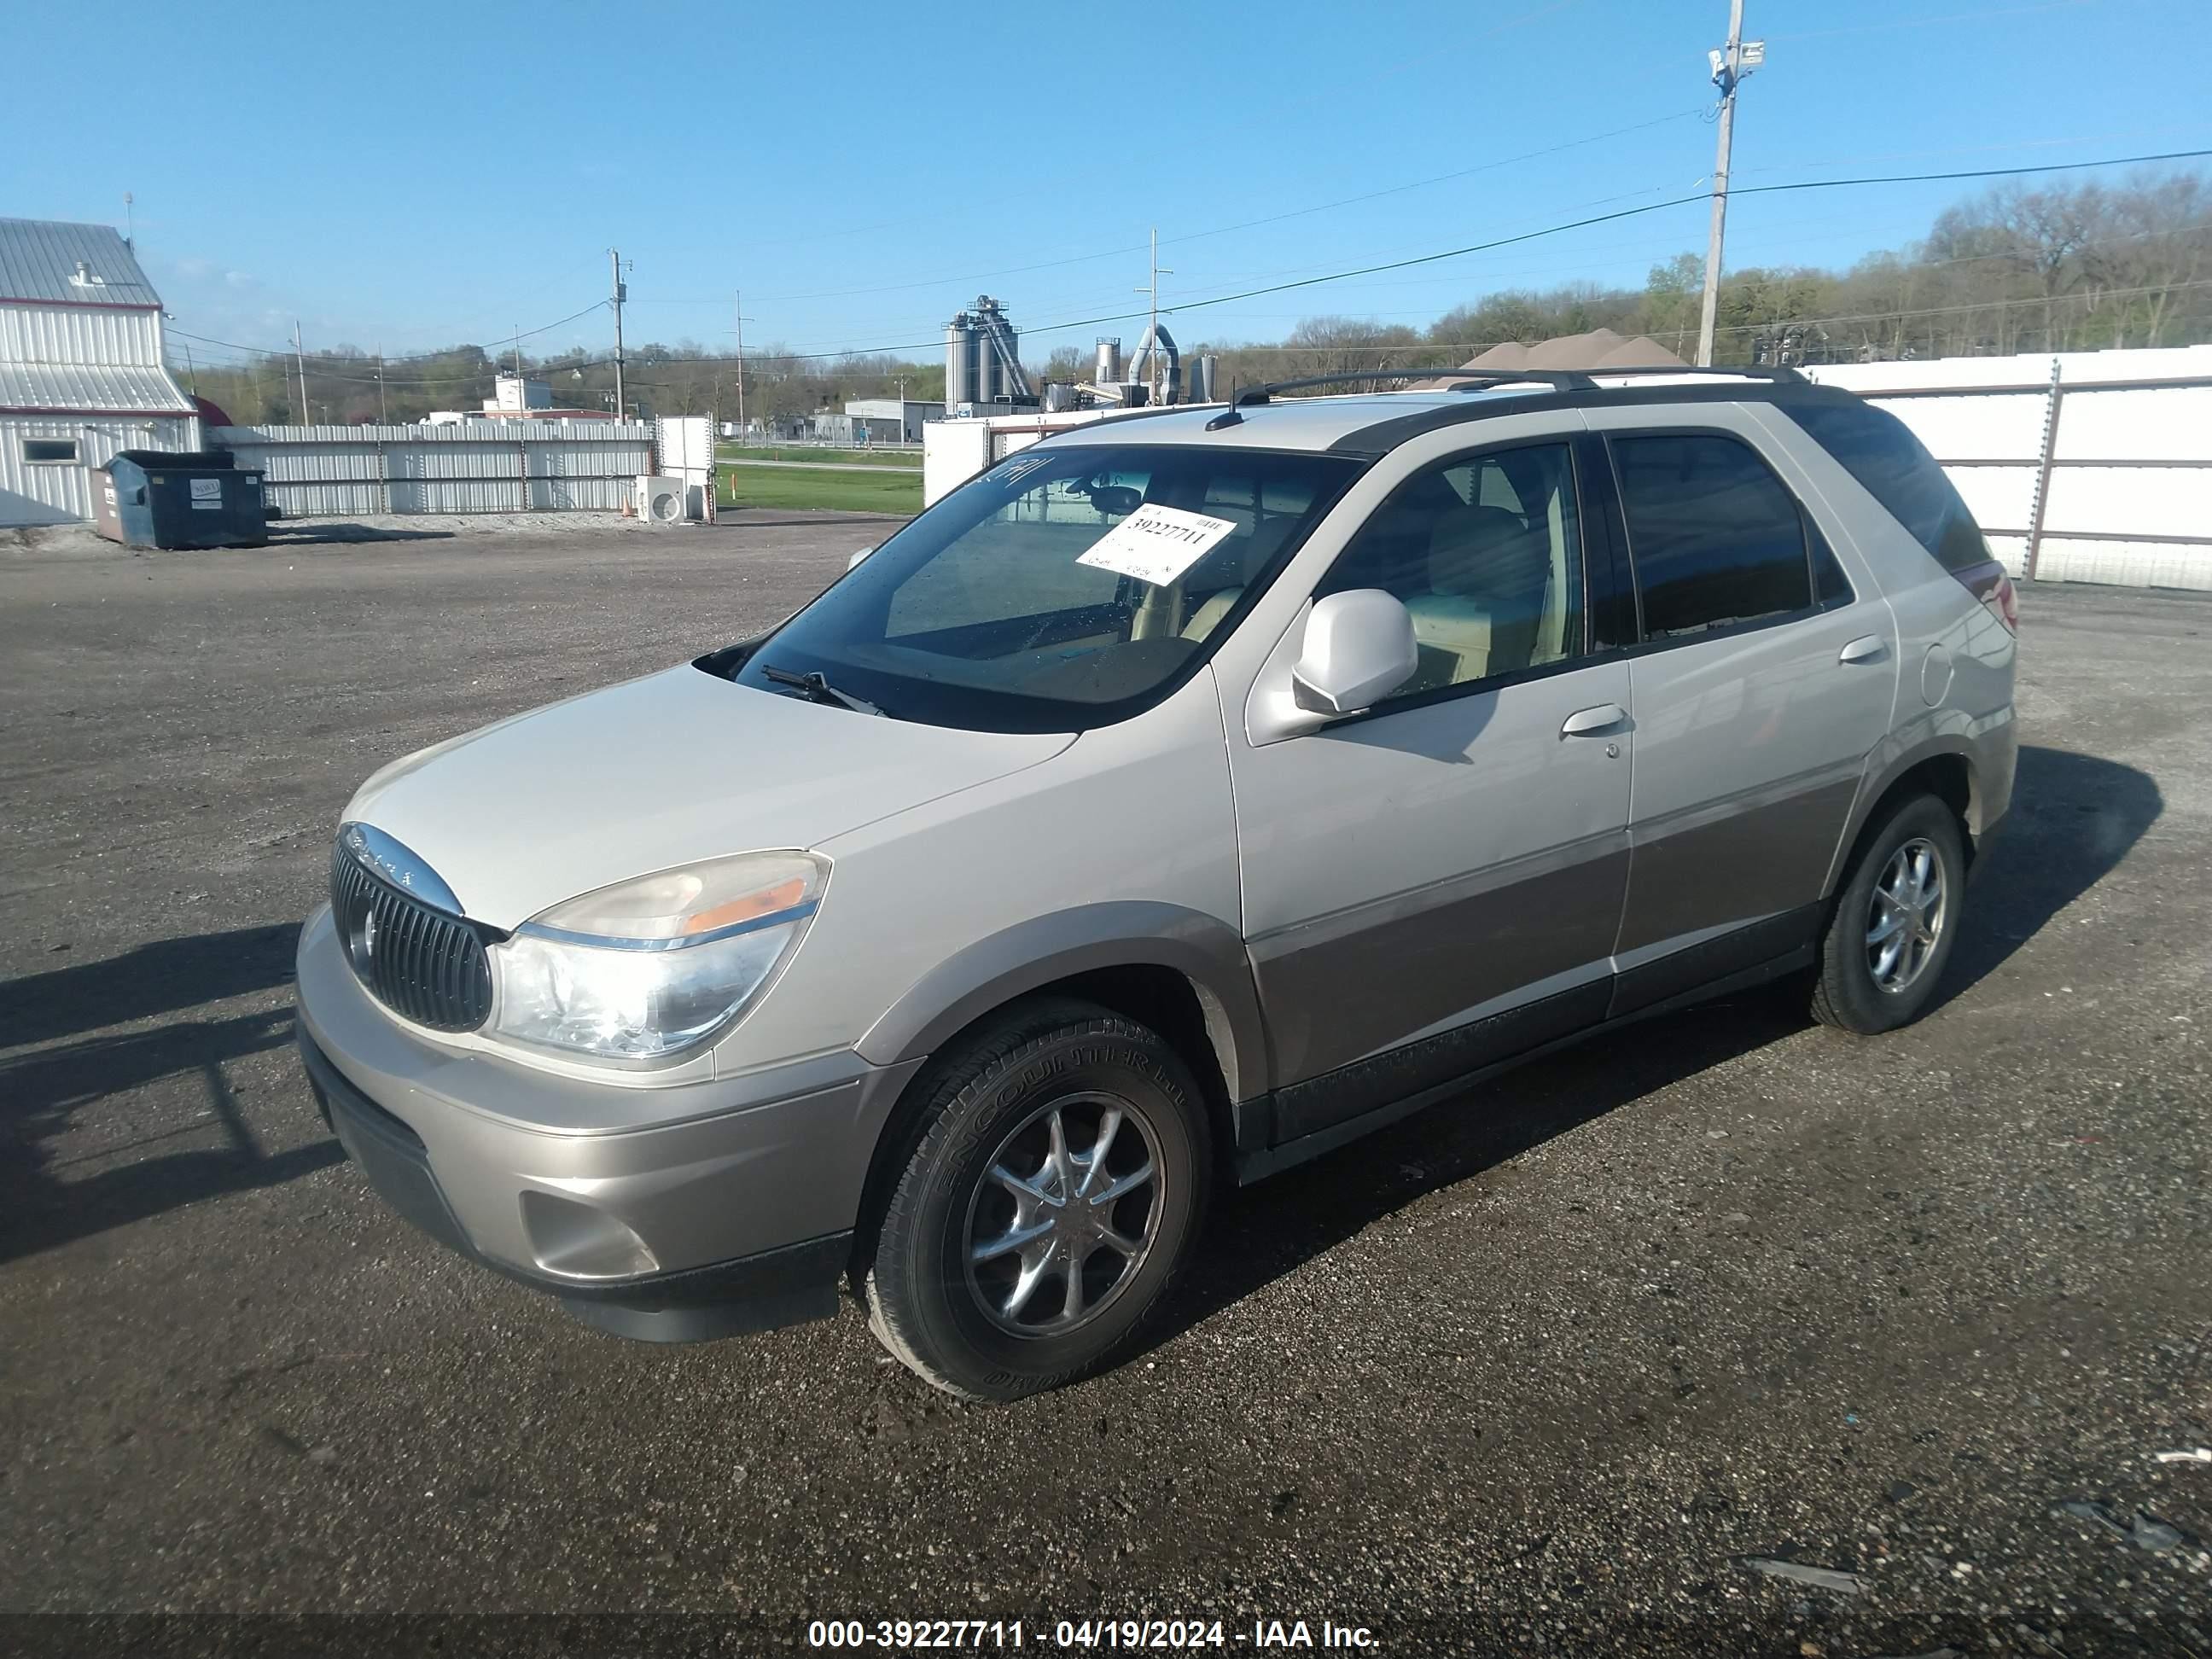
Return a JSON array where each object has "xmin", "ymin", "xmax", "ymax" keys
[{"xmin": 178, "ymin": 170, "xmax": 2209, "ymax": 427}]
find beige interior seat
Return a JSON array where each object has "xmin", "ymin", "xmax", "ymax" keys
[
  {"xmin": 1180, "ymin": 587, "xmax": 1242, "ymax": 640},
  {"xmin": 1402, "ymin": 505, "xmax": 1552, "ymax": 689}
]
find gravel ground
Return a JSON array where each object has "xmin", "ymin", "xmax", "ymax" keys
[{"xmin": 1, "ymin": 519, "xmax": 2208, "ymax": 1656}]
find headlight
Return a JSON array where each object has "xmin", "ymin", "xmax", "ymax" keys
[{"xmin": 489, "ymin": 852, "xmax": 825, "ymax": 1061}]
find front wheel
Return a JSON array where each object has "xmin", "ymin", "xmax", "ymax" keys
[
  {"xmin": 1811, "ymin": 794, "xmax": 1967, "ymax": 1034},
  {"xmin": 860, "ymin": 998, "xmax": 1211, "ymax": 1401}
]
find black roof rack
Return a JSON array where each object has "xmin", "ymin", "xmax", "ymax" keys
[
  {"xmin": 1557, "ymin": 363, "xmax": 1808, "ymax": 384},
  {"xmin": 1232, "ymin": 368, "xmax": 1597, "ymax": 409},
  {"xmin": 1202, "ymin": 361, "xmax": 1810, "ymax": 430}
]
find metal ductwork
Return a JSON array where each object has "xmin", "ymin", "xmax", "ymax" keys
[{"xmin": 1126, "ymin": 323, "xmax": 1180, "ymax": 406}]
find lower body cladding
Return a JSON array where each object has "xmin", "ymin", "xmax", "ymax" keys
[{"xmin": 293, "ymin": 905, "xmax": 921, "ymax": 1342}]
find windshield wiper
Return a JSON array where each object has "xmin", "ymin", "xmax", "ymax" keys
[{"xmin": 760, "ymin": 663, "xmax": 887, "ymax": 717}]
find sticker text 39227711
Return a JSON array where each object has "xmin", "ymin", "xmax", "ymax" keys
[{"xmin": 1074, "ymin": 503, "xmax": 1239, "ymax": 587}]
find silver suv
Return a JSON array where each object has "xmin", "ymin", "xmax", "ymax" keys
[{"xmin": 295, "ymin": 367, "xmax": 2017, "ymax": 1400}]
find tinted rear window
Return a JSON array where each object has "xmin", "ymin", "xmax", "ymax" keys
[
  {"xmin": 1611, "ymin": 433, "xmax": 1813, "ymax": 638},
  {"xmin": 1784, "ymin": 399, "xmax": 1990, "ymax": 572}
]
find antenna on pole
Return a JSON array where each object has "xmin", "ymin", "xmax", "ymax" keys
[
  {"xmin": 1696, "ymin": 0, "xmax": 1764, "ymax": 367},
  {"xmin": 123, "ymin": 191, "xmax": 135, "ymax": 251}
]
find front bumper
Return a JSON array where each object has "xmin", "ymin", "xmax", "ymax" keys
[{"xmin": 293, "ymin": 905, "xmax": 923, "ymax": 1342}]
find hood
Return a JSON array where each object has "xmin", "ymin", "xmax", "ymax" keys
[{"xmin": 345, "ymin": 665, "xmax": 1073, "ymax": 928}]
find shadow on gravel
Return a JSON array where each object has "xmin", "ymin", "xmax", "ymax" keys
[
  {"xmin": 267, "ymin": 523, "xmax": 458, "ymax": 544},
  {"xmin": 1147, "ymin": 742, "xmax": 2159, "ymax": 1354},
  {"xmin": 1933, "ymin": 742, "xmax": 2162, "ymax": 1006},
  {"xmin": 1148, "ymin": 983, "xmax": 1813, "ymax": 1357},
  {"xmin": 0, "ymin": 1007, "xmax": 335, "ymax": 1265},
  {"xmin": 0, "ymin": 923, "xmax": 299, "ymax": 1050},
  {"xmin": 0, "ymin": 923, "xmax": 323, "ymax": 1264}
]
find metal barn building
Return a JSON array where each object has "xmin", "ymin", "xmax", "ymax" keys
[{"xmin": 1, "ymin": 218, "xmax": 200, "ymax": 527}]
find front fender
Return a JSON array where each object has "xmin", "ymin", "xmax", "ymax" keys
[{"xmin": 853, "ymin": 900, "xmax": 1269, "ymax": 1103}]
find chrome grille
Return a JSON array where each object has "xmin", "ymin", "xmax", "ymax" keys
[{"xmin": 329, "ymin": 842, "xmax": 493, "ymax": 1032}]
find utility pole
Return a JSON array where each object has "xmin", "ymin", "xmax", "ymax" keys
[
  {"xmin": 1696, "ymin": 2, "xmax": 1763, "ymax": 366},
  {"xmin": 376, "ymin": 344, "xmax": 388, "ymax": 424},
  {"xmin": 181, "ymin": 339, "xmax": 197, "ymax": 396},
  {"xmin": 293, "ymin": 320, "xmax": 310, "ymax": 427},
  {"xmin": 609, "ymin": 248, "xmax": 628, "ymax": 419},
  {"xmin": 732, "ymin": 289, "xmax": 754, "ymax": 439},
  {"xmin": 513, "ymin": 324, "xmax": 523, "ymax": 384},
  {"xmin": 1136, "ymin": 228, "xmax": 1173, "ymax": 405}
]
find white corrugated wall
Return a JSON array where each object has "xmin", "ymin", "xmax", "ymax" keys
[
  {"xmin": 0, "ymin": 415, "xmax": 201, "ymax": 526},
  {"xmin": 211, "ymin": 422, "xmax": 657, "ymax": 517},
  {"xmin": 0, "ymin": 307, "xmax": 160, "ymax": 367},
  {"xmin": 1807, "ymin": 346, "xmax": 2212, "ymax": 591}
]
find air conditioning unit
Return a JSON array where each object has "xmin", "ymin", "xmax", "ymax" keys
[{"xmin": 635, "ymin": 474, "xmax": 686, "ymax": 525}]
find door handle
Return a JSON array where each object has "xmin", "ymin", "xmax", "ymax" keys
[
  {"xmin": 1839, "ymin": 634, "xmax": 1888, "ymax": 664},
  {"xmin": 1560, "ymin": 703, "xmax": 1627, "ymax": 738}
]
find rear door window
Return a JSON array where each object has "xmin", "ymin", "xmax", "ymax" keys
[
  {"xmin": 1782, "ymin": 399, "xmax": 1991, "ymax": 573},
  {"xmin": 1610, "ymin": 432, "xmax": 1814, "ymax": 639}
]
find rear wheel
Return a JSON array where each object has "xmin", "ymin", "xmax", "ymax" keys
[
  {"xmin": 860, "ymin": 998, "xmax": 1209, "ymax": 1401},
  {"xmin": 1811, "ymin": 794, "xmax": 1966, "ymax": 1034}
]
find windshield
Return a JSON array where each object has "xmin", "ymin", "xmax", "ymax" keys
[{"xmin": 731, "ymin": 443, "xmax": 1364, "ymax": 731}]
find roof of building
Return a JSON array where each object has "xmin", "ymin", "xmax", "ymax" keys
[
  {"xmin": 1406, "ymin": 329, "xmax": 1691, "ymax": 388},
  {"xmin": 1462, "ymin": 328, "xmax": 1688, "ymax": 371},
  {"xmin": 0, "ymin": 218, "xmax": 164, "ymax": 308},
  {"xmin": 0, "ymin": 360, "xmax": 196, "ymax": 416}
]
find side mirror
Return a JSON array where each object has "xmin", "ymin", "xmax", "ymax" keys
[
  {"xmin": 1290, "ymin": 590, "xmax": 1417, "ymax": 716},
  {"xmin": 847, "ymin": 546, "xmax": 875, "ymax": 571}
]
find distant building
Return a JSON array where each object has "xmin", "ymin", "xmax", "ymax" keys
[
  {"xmin": 484, "ymin": 373, "xmax": 552, "ymax": 414},
  {"xmin": 844, "ymin": 397, "xmax": 943, "ymax": 444},
  {"xmin": 0, "ymin": 218, "xmax": 199, "ymax": 527}
]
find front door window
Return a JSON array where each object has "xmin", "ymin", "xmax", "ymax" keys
[{"xmin": 1318, "ymin": 442, "xmax": 1586, "ymax": 697}]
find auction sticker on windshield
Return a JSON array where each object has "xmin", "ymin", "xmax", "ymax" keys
[{"xmin": 1076, "ymin": 503, "xmax": 1239, "ymax": 586}]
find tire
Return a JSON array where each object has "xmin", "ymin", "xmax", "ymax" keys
[
  {"xmin": 1810, "ymin": 793, "xmax": 1967, "ymax": 1034},
  {"xmin": 860, "ymin": 997, "xmax": 1211, "ymax": 1402}
]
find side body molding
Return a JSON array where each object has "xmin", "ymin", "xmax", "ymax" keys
[{"xmin": 853, "ymin": 900, "xmax": 1271, "ymax": 1104}]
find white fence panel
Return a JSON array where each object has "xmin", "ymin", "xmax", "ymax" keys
[
  {"xmin": 1809, "ymin": 346, "xmax": 2212, "ymax": 591},
  {"xmin": 211, "ymin": 422, "xmax": 656, "ymax": 520}
]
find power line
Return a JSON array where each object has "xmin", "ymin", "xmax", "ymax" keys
[
  {"xmin": 1179, "ymin": 277, "xmax": 2212, "ymax": 353},
  {"xmin": 189, "ymin": 143, "xmax": 2212, "ymax": 386},
  {"xmin": 735, "ymin": 108, "xmax": 1708, "ymax": 306},
  {"xmin": 166, "ymin": 300, "xmax": 608, "ymax": 367}
]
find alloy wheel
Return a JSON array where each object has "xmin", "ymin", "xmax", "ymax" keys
[
  {"xmin": 1866, "ymin": 835, "xmax": 1947, "ymax": 993},
  {"xmin": 963, "ymin": 1093, "xmax": 1163, "ymax": 1338}
]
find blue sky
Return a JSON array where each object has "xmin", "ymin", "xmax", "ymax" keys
[{"xmin": 9, "ymin": 0, "xmax": 2209, "ymax": 369}]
